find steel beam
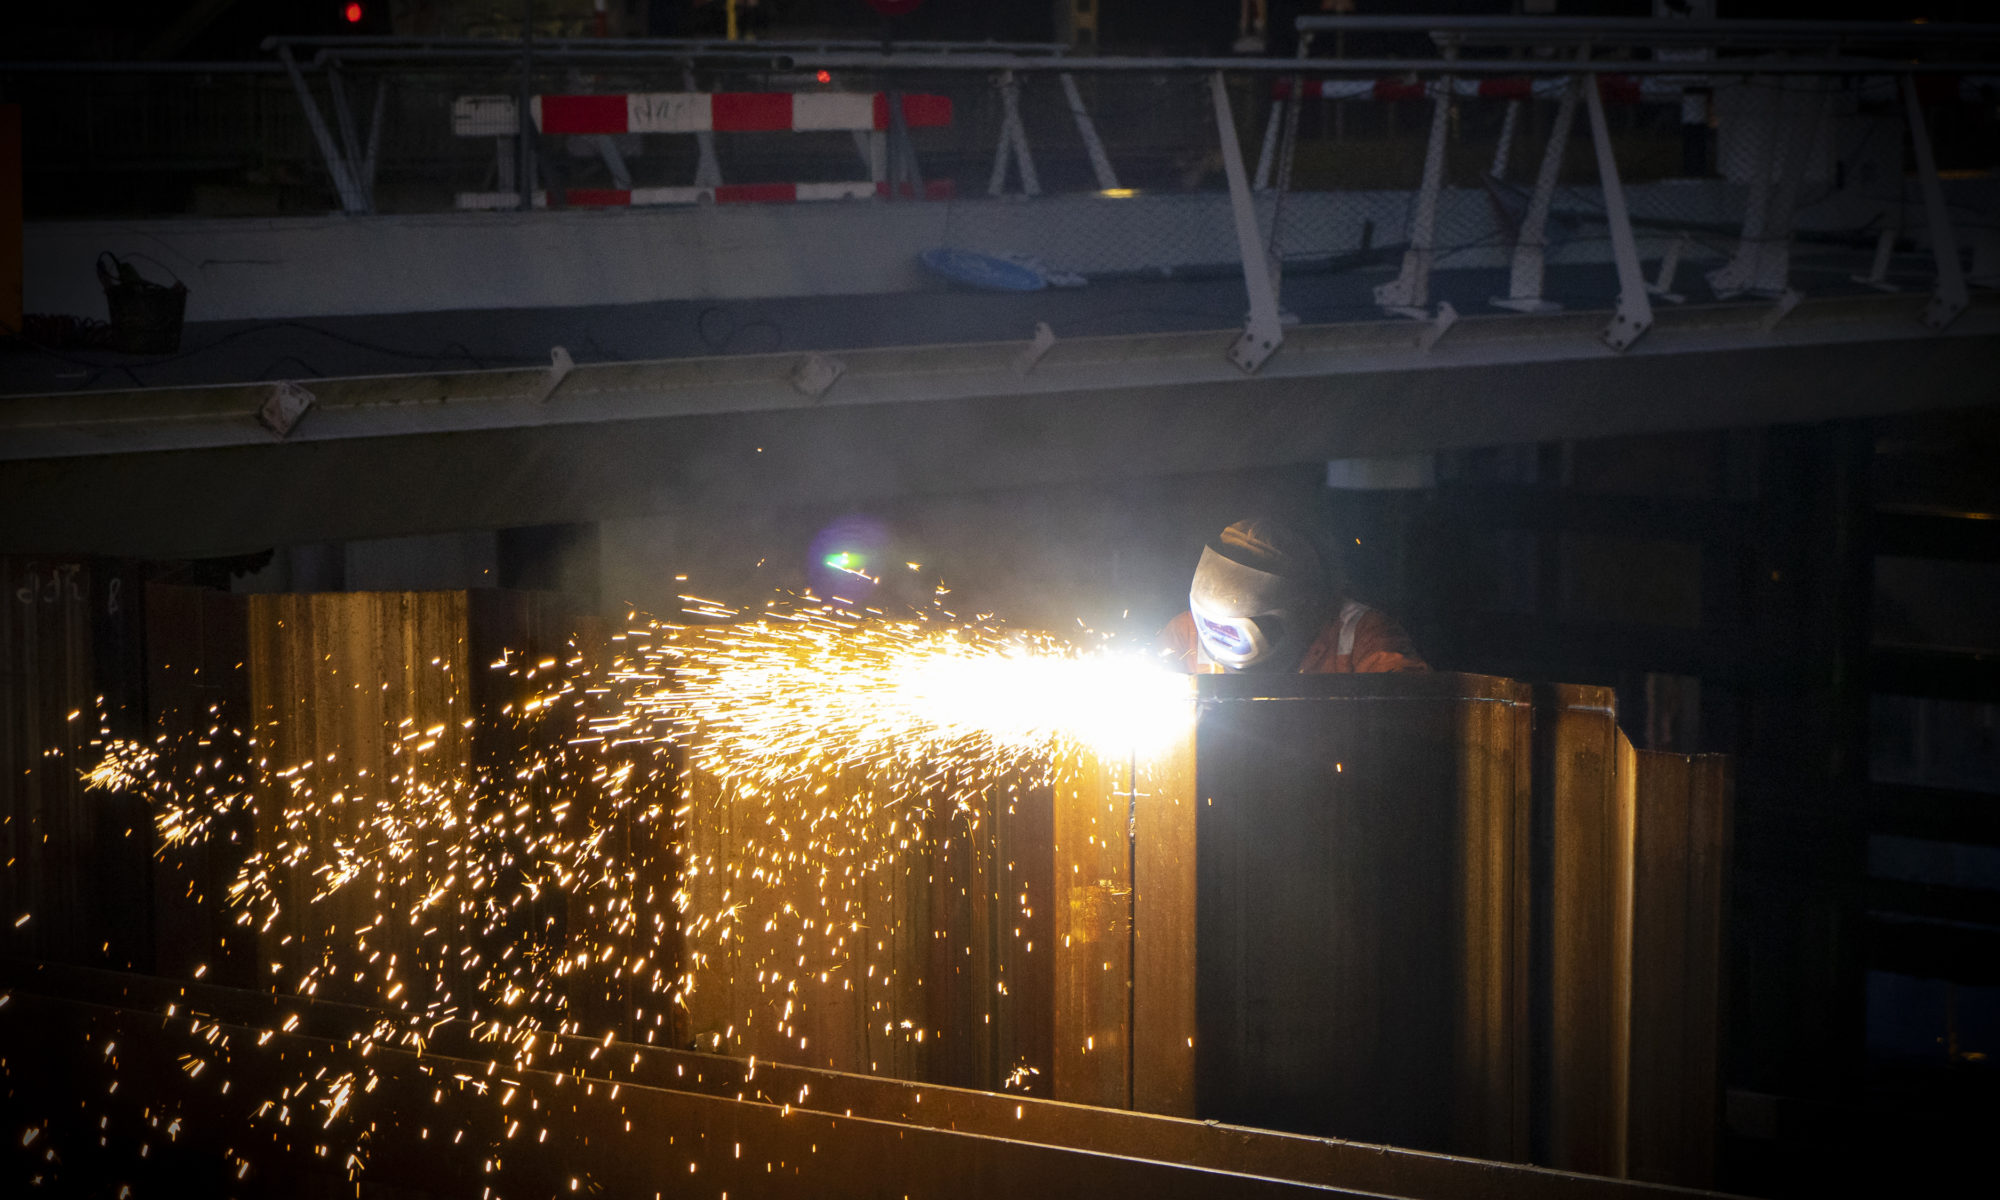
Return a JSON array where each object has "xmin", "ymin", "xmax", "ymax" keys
[
  {"xmin": 0, "ymin": 298, "xmax": 1993, "ymax": 559},
  {"xmin": 0, "ymin": 962, "xmax": 1728, "ymax": 1200}
]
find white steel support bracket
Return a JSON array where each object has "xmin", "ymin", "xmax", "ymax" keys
[
  {"xmin": 1851, "ymin": 226, "xmax": 1900, "ymax": 292},
  {"xmin": 258, "ymin": 381, "xmax": 316, "ymax": 439},
  {"xmin": 1489, "ymin": 99, "xmax": 1522, "ymax": 182},
  {"xmin": 1903, "ymin": 75, "xmax": 1969, "ymax": 331},
  {"xmin": 1418, "ymin": 302, "xmax": 1459, "ymax": 354},
  {"xmin": 1491, "ymin": 71, "xmax": 1582, "ymax": 314},
  {"xmin": 1708, "ymin": 76, "xmax": 1829, "ymax": 300},
  {"xmin": 1648, "ymin": 233, "xmax": 1691, "ymax": 304},
  {"xmin": 535, "ymin": 346, "xmax": 575, "ymax": 403},
  {"xmin": 687, "ymin": 66, "xmax": 723, "ymax": 188},
  {"xmin": 1013, "ymin": 322, "xmax": 1057, "ymax": 376},
  {"xmin": 1254, "ymin": 98, "xmax": 1285, "ymax": 190},
  {"xmin": 279, "ymin": 47, "xmax": 370, "ymax": 214},
  {"xmin": 595, "ymin": 136, "xmax": 633, "ymax": 190},
  {"xmin": 1059, "ymin": 73, "xmax": 1119, "ymax": 191},
  {"xmin": 885, "ymin": 90, "xmax": 925, "ymax": 196},
  {"xmin": 326, "ymin": 68, "xmax": 387, "ymax": 206},
  {"xmin": 1706, "ymin": 78, "xmax": 1779, "ymax": 299},
  {"xmin": 1585, "ymin": 71, "xmax": 1654, "ymax": 353},
  {"xmin": 791, "ymin": 353, "xmax": 846, "ymax": 399},
  {"xmin": 1213, "ymin": 73, "xmax": 1283, "ymax": 373},
  {"xmin": 1376, "ymin": 67, "xmax": 1454, "ymax": 314},
  {"xmin": 1758, "ymin": 288, "xmax": 1803, "ymax": 334},
  {"xmin": 988, "ymin": 72, "xmax": 1040, "ymax": 197}
]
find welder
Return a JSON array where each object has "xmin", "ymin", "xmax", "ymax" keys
[{"xmin": 1160, "ymin": 517, "xmax": 1428, "ymax": 674}]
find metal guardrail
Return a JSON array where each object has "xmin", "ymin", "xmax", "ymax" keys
[{"xmin": 4, "ymin": 20, "xmax": 1994, "ymax": 366}]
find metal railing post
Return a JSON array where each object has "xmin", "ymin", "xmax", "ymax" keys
[
  {"xmin": 1214, "ymin": 72, "xmax": 1283, "ymax": 374},
  {"xmin": 686, "ymin": 64, "xmax": 723, "ymax": 188},
  {"xmin": 1584, "ymin": 72, "xmax": 1655, "ymax": 352},
  {"xmin": 1711, "ymin": 73, "xmax": 1830, "ymax": 298},
  {"xmin": 1492, "ymin": 72, "xmax": 1582, "ymax": 313},
  {"xmin": 276, "ymin": 45, "xmax": 367, "ymax": 214},
  {"xmin": 1901, "ymin": 73, "xmax": 1969, "ymax": 330},
  {"xmin": 1489, "ymin": 97, "xmax": 1520, "ymax": 181},
  {"xmin": 1060, "ymin": 73, "xmax": 1119, "ymax": 191},
  {"xmin": 361, "ymin": 79, "xmax": 386, "ymax": 201},
  {"xmin": 517, "ymin": 1, "xmax": 537, "ymax": 212},
  {"xmin": 1375, "ymin": 52, "xmax": 1457, "ymax": 316},
  {"xmin": 988, "ymin": 71, "xmax": 1041, "ymax": 197},
  {"xmin": 1253, "ymin": 95, "xmax": 1284, "ymax": 190}
]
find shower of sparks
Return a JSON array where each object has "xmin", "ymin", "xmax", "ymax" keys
[{"xmin": 28, "ymin": 592, "xmax": 1191, "ymax": 1192}]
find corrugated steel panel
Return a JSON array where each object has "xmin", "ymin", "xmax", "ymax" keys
[
  {"xmin": 241, "ymin": 589, "xmax": 581, "ymax": 996},
  {"xmin": 1536, "ymin": 682, "xmax": 1633, "ymax": 1176},
  {"xmin": 1192, "ymin": 672, "xmax": 1533, "ymax": 1161},
  {"xmin": 142, "ymin": 582, "xmax": 252, "ymax": 986},
  {"xmin": 1626, "ymin": 750, "xmax": 1730, "ymax": 1189},
  {"xmin": 0, "ymin": 556, "xmax": 148, "ymax": 968}
]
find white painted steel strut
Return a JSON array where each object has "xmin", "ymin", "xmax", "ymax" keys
[
  {"xmin": 1060, "ymin": 73, "xmax": 1120, "ymax": 191},
  {"xmin": 988, "ymin": 71, "xmax": 1041, "ymax": 197},
  {"xmin": 1902, "ymin": 74, "xmax": 1969, "ymax": 331},
  {"xmin": 1213, "ymin": 72, "xmax": 1284, "ymax": 374},
  {"xmin": 1374, "ymin": 63, "xmax": 1456, "ymax": 316},
  {"xmin": 1585, "ymin": 70, "xmax": 1656, "ymax": 352},
  {"xmin": 1492, "ymin": 73, "xmax": 1583, "ymax": 314}
]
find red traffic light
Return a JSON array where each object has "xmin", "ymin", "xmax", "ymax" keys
[{"xmin": 343, "ymin": 2, "xmax": 364, "ymax": 23}]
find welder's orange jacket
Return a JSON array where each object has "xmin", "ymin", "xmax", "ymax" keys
[{"xmin": 1160, "ymin": 600, "xmax": 1430, "ymax": 675}]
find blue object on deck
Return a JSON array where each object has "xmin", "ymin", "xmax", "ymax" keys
[{"xmin": 920, "ymin": 248, "xmax": 1049, "ymax": 292}]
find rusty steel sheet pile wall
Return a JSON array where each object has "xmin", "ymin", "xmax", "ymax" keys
[
  {"xmin": 1626, "ymin": 749, "xmax": 1730, "ymax": 1189},
  {"xmin": 143, "ymin": 583, "xmax": 254, "ymax": 988},
  {"xmin": 1051, "ymin": 731, "xmax": 1198, "ymax": 1115},
  {"xmin": 5, "ymin": 577, "xmax": 1731, "ymax": 1188},
  {"xmin": 1536, "ymin": 683, "xmax": 1634, "ymax": 1178},
  {"xmin": 0, "ymin": 557, "xmax": 150, "ymax": 970},
  {"xmin": 240, "ymin": 590, "xmax": 642, "ymax": 1007},
  {"xmin": 1190, "ymin": 672, "xmax": 1534, "ymax": 1161},
  {"xmin": 681, "ymin": 758, "xmax": 1055, "ymax": 1091},
  {"xmin": 1535, "ymin": 685, "xmax": 1731, "ymax": 1189}
]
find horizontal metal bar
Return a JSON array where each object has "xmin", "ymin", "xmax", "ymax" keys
[
  {"xmin": 277, "ymin": 47, "xmax": 2000, "ymax": 75},
  {"xmin": 0, "ymin": 60, "xmax": 288, "ymax": 74},
  {"xmin": 263, "ymin": 34, "xmax": 1072, "ymax": 54},
  {"xmin": 1295, "ymin": 16, "xmax": 2000, "ymax": 44},
  {"xmin": 4, "ymin": 298, "xmax": 1993, "ymax": 559},
  {"xmin": 0, "ymin": 962, "xmax": 1724, "ymax": 1200},
  {"xmin": 2, "ymin": 294, "xmax": 1986, "ymax": 465},
  {"xmin": 0, "ymin": 988, "xmax": 1364, "ymax": 1200}
]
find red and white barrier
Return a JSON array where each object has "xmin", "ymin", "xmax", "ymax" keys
[
  {"xmin": 452, "ymin": 92, "xmax": 952, "ymax": 137},
  {"xmin": 454, "ymin": 180, "xmax": 954, "ymax": 210}
]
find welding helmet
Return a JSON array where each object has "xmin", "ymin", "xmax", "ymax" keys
[{"xmin": 1188, "ymin": 518, "xmax": 1331, "ymax": 673}]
